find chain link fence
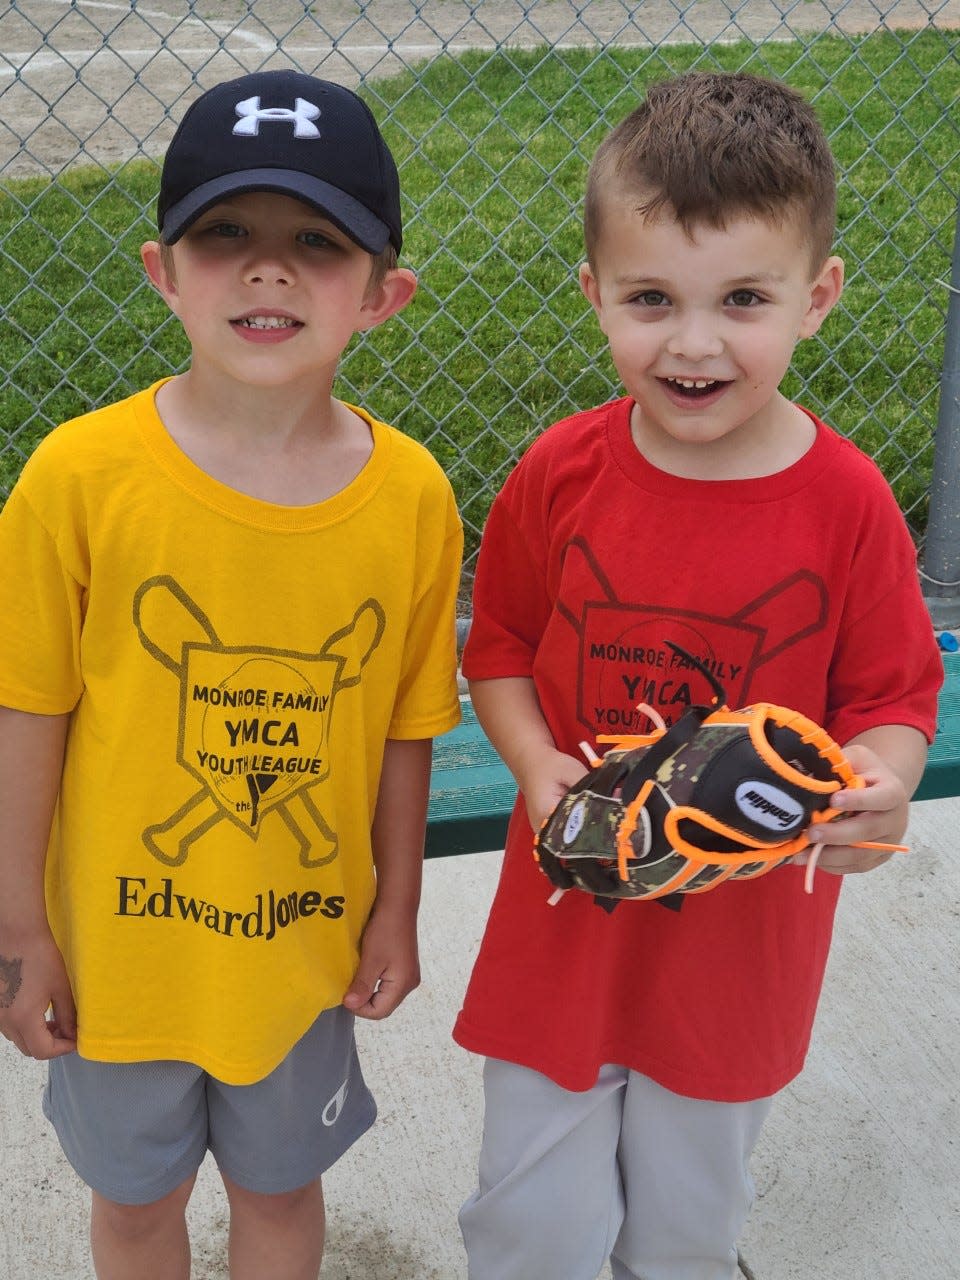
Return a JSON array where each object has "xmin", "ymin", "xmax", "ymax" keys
[{"xmin": 2, "ymin": 1, "xmax": 959, "ymax": 607}]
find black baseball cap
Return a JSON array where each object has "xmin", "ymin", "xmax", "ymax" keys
[{"xmin": 157, "ymin": 70, "xmax": 402, "ymax": 253}]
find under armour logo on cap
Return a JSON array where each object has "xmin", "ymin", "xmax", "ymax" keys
[
  {"xmin": 232, "ymin": 96, "xmax": 322, "ymax": 139},
  {"xmin": 157, "ymin": 69, "xmax": 402, "ymax": 253}
]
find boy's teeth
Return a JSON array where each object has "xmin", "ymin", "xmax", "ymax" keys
[
  {"xmin": 668, "ymin": 377, "xmax": 715, "ymax": 389},
  {"xmin": 240, "ymin": 315, "xmax": 297, "ymax": 329}
]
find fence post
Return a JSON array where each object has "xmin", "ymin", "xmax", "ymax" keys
[{"xmin": 921, "ymin": 200, "xmax": 960, "ymax": 630}]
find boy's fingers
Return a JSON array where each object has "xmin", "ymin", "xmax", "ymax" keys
[
  {"xmin": 33, "ymin": 1034, "xmax": 77, "ymax": 1060},
  {"xmin": 0, "ymin": 962, "xmax": 77, "ymax": 1059},
  {"xmin": 25, "ymin": 980, "xmax": 78, "ymax": 1057},
  {"xmin": 50, "ymin": 978, "xmax": 78, "ymax": 1040},
  {"xmin": 21, "ymin": 1013, "xmax": 76, "ymax": 1060},
  {"xmin": 342, "ymin": 970, "xmax": 382, "ymax": 1013},
  {"xmin": 794, "ymin": 844, "xmax": 894, "ymax": 876},
  {"xmin": 48, "ymin": 1005, "xmax": 78, "ymax": 1048},
  {"xmin": 808, "ymin": 812, "xmax": 901, "ymax": 847},
  {"xmin": 344, "ymin": 966, "xmax": 417, "ymax": 1020},
  {"xmin": 354, "ymin": 978, "xmax": 410, "ymax": 1021}
]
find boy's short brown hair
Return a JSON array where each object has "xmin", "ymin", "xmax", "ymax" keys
[{"xmin": 584, "ymin": 72, "xmax": 837, "ymax": 274}]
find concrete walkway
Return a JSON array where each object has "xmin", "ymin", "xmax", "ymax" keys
[{"xmin": 2, "ymin": 794, "xmax": 958, "ymax": 1279}]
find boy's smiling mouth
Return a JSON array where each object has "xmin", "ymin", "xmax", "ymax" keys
[
  {"xmin": 234, "ymin": 314, "xmax": 303, "ymax": 331},
  {"xmin": 230, "ymin": 312, "xmax": 305, "ymax": 343},
  {"xmin": 661, "ymin": 375, "xmax": 728, "ymax": 400}
]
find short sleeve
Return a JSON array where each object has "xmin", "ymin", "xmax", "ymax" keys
[
  {"xmin": 0, "ymin": 485, "xmax": 85, "ymax": 713},
  {"xmin": 387, "ymin": 481, "xmax": 463, "ymax": 739},
  {"xmin": 826, "ymin": 546, "xmax": 942, "ymax": 746},
  {"xmin": 462, "ymin": 466, "xmax": 552, "ymax": 680}
]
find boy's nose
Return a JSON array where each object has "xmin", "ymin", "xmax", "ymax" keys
[
  {"xmin": 243, "ymin": 255, "xmax": 294, "ymax": 287},
  {"xmin": 665, "ymin": 313, "xmax": 724, "ymax": 360},
  {"xmin": 245, "ymin": 269, "xmax": 293, "ymax": 287}
]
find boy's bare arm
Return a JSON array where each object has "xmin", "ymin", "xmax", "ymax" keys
[
  {"xmin": 342, "ymin": 736, "xmax": 432, "ymax": 1021},
  {"xmin": 799, "ymin": 723, "xmax": 928, "ymax": 875},
  {"xmin": 0, "ymin": 706, "xmax": 77, "ymax": 1058},
  {"xmin": 468, "ymin": 677, "xmax": 588, "ymax": 832}
]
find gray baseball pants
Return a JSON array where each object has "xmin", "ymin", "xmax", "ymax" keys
[{"xmin": 459, "ymin": 1057, "xmax": 772, "ymax": 1280}]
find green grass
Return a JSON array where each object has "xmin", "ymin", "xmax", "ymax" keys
[{"xmin": 2, "ymin": 30, "xmax": 958, "ymax": 579}]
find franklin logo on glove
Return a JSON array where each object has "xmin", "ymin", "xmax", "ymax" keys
[{"xmin": 734, "ymin": 783, "xmax": 805, "ymax": 831}]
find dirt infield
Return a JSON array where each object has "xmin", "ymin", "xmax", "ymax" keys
[{"xmin": 3, "ymin": 0, "xmax": 958, "ymax": 176}]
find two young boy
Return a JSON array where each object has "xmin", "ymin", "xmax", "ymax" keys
[{"xmin": 0, "ymin": 65, "xmax": 941, "ymax": 1280}]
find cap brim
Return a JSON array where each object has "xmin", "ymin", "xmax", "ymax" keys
[{"xmin": 160, "ymin": 168, "xmax": 394, "ymax": 253}]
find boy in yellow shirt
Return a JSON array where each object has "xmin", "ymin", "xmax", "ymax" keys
[{"xmin": 0, "ymin": 69, "xmax": 462, "ymax": 1278}]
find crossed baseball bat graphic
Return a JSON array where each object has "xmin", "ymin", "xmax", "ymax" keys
[{"xmin": 133, "ymin": 575, "xmax": 384, "ymax": 869}]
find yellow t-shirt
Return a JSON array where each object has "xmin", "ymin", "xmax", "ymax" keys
[{"xmin": 0, "ymin": 382, "xmax": 462, "ymax": 1083}]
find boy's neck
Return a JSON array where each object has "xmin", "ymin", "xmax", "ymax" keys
[
  {"xmin": 152, "ymin": 371, "xmax": 374, "ymax": 507},
  {"xmin": 628, "ymin": 394, "xmax": 817, "ymax": 481}
]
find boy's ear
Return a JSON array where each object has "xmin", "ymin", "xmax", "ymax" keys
[
  {"xmin": 141, "ymin": 240, "xmax": 178, "ymax": 303},
  {"xmin": 579, "ymin": 261, "xmax": 603, "ymax": 316},
  {"xmin": 579, "ymin": 262, "xmax": 612, "ymax": 337},
  {"xmin": 798, "ymin": 254, "xmax": 844, "ymax": 339},
  {"xmin": 358, "ymin": 267, "xmax": 418, "ymax": 330}
]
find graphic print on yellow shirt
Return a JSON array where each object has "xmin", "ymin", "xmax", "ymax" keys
[
  {"xmin": 134, "ymin": 575, "xmax": 384, "ymax": 870},
  {"xmin": 0, "ymin": 383, "xmax": 463, "ymax": 1083}
]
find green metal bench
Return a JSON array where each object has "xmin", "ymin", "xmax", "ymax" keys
[
  {"xmin": 425, "ymin": 649, "xmax": 960, "ymax": 858},
  {"xmin": 916, "ymin": 648, "xmax": 960, "ymax": 800}
]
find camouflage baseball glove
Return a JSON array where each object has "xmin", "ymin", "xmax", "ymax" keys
[{"xmin": 533, "ymin": 645, "xmax": 896, "ymax": 907}]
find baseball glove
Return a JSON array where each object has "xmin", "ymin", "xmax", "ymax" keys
[{"xmin": 533, "ymin": 645, "xmax": 895, "ymax": 907}]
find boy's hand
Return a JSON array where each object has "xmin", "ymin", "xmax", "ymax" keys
[
  {"xmin": 794, "ymin": 742, "xmax": 910, "ymax": 876},
  {"xmin": 342, "ymin": 906, "xmax": 420, "ymax": 1021},
  {"xmin": 0, "ymin": 932, "xmax": 77, "ymax": 1059},
  {"xmin": 519, "ymin": 748, "xmax": 590, "ymax": 833},
  {"xmin": 467, "ymin": 678, "xmax": 589, "ymax": 832}
]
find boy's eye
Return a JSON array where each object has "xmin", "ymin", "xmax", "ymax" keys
[
  {"xmin": 632, "ymin": 290, "xmax": 668, "ymax": 307},
  {"xmin": 299, "ymin": 230, "xmax": 335, "ymax": 249},
  {"xmin": 208, "ymin": 222, "xmax": 245, "ymax": 239},
  {"xmin": 726, "ymin": 289, "xmax": 761, "ymax": 307}
]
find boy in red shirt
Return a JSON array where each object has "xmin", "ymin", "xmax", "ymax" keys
[{"xmin": 455, "ymin": 71, "xmax": 941, "ymax": 1280}]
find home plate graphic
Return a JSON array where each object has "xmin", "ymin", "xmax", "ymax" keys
[
  {"xmin": 188, "ymin": 652, "xmax": 327, "ymax": 822},
  {"xmin": 133, "ymin": 575, "xmax": 384, "ymax": 869},
  {"xmin": 556, "ymin": 537, "xmax": 829, "ymax": 737}
]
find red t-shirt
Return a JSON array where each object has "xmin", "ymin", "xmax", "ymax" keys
[{"xmin": 455, "ymin": 398, "xmax": 941, "ymax": 1102}]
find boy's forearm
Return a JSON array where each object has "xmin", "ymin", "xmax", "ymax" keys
[
  {"xmin": 0, "ymin": 707, "xmax": 69, "ymax": 936},
  {"xmin": 467, "ymin": 676, "xmax": 556, "ymax": 789},
  {"xmin": 0, "ymin": 707, "xmax": 77, "ymax": 1056},
  {"xmin": 369, "ymin": 736, "xmax": 433, "ymax": 915},
  {"xmin": 342, "ymin": 737, "xmax": 432, "ymax": 1020},
  {"xmin": 844, "ymin": 723, "xmax": 928, "ymax": 797}
]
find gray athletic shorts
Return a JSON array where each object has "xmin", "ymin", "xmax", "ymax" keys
[{"xmin": 43, "ymin": 1005, "xmax": 376, "ymax": 1206}]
